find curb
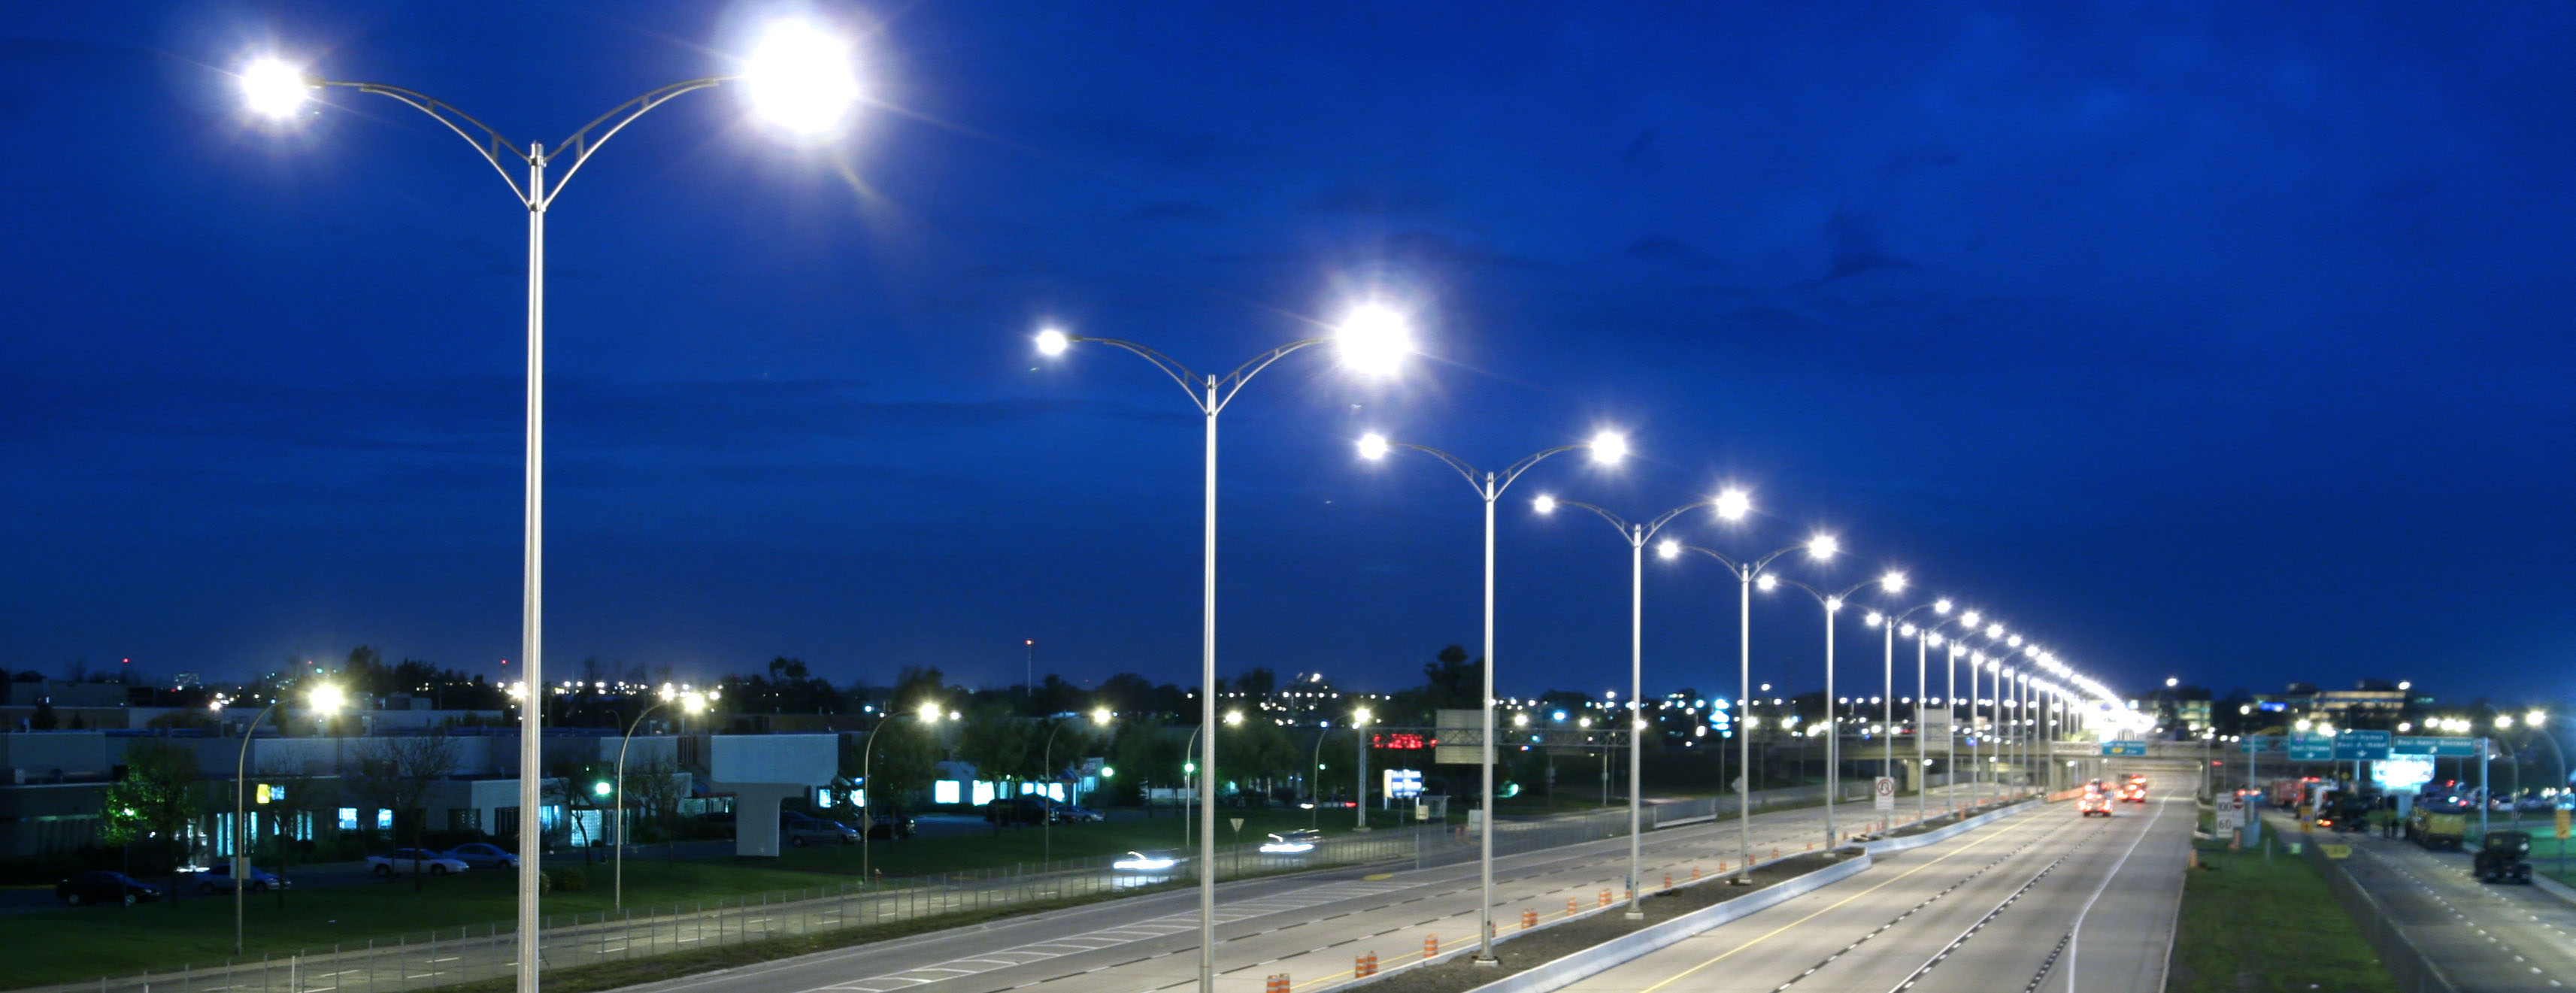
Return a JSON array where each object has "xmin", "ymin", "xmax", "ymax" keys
[{"xmin": 1456, "ymin": 853, "xmax": 1875, "ymax": 993}]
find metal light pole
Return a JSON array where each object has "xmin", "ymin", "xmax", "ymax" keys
[
  {"xmin": 1038, "ymin": 308, "xmax": 1411, "ymax": 993},
  {"xmin": 1655, "ymin": 522, "xmax": 1832, "ymax": 882},
  {"xmin": 1535, "ymin": 494, "xmax": 1740, "ymax": 916},
  {"xmin": 1041, "ymin": 709, "xmax": 1114, "ymax": 865},
  {"xmin": 613, "ymin": 686, "xmax": 705, "ymax": 910},
  {"xmin": 1353, "ymin": 707, "xmax": 1372, "ymax": 831},
  {"xmin": 238, "ymin": 33, "xmax": 860, "ymax": 993},
  {"xmin": 862, "ymin": 704, "xmax": 942, "ymax": 886},
  {"xmin": 1762, "ymin": 569, "xmax": 1905, "ymax": 849},
  {"xmin": 1356, "ymin": 431, "xmax": 1624, "ymax": 957},
  {"xmin": 1867, "ymin": 600, "xmax": 1953, "ymax": 825},
  {"xmin": 218, "ymin": 683, "xmax": 341, "ymax": 955}
]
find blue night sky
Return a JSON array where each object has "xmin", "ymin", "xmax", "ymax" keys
[{"xmin": 3, "ymin": 2, "xmax": 2570, "ymax": 704}]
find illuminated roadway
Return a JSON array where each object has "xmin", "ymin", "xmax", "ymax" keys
[
  {"xmin": 611, "ymin": 793, "xmax": 2017, "ymax": 993},
  {"xmin": 1550, "ymin": 786, "xmax": 2190, "ymax": 993},
  {"xmin": 2271, "ymin": 813, "xmax": 2576, "ymax": 991}
]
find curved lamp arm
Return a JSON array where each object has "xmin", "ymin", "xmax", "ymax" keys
[
  {"xmin": 1544, "ymin": 496, "xmax": 1714, "ymax": 547},
  {"xmin": 1380, "ymin": 440, "xmax": 1594, "ymax": 498},
  {"xmin": 324, "ymin": 76, "xmax": 732, "ymax": 207}
]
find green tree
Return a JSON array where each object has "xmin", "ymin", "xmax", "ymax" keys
[
  {"xmin": 101, "ymin": 740, "xmax": 202, "ymax": 898},
  {"xmin": 624, "ymin": 758, "xmax": 691, "ymax": 862},
  {"xmin": 955, "ymin": 704, "xmax": 1036, "ymax": 829},
  {"xmin": 350, "ymin": 736, "xmax": 460, "ymax": 889}
]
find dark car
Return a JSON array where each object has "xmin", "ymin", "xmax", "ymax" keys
[
  {"xmin": 983, "ymin": 797, "xmax": 1048, "ymax": 826},
  {"xmin": 195, "ymin": 862, "xmax": 289, "ymax": 895},
  {"xmin": 56, "ymin": 870, "xmax": 163, "ymax": 907},
  {"xmin": 1050, "ymin": 805, "xmax": 1105, "ymax": 825},
  {"xmin": 862, "ymin": 810, "xmax": 917, "ymax": 840}
]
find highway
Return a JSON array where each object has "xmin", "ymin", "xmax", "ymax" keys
[
  {"xmin": 1550, "ymin": 786, "xmax": 2190, "ymax": 993},
  {"xmin": 2287, "ymin": 816, "xmax": 2576, "ymax": 991},
  {"xmin": 610, "ymin": 792, "xmax": 2030, "ymax": 993}
]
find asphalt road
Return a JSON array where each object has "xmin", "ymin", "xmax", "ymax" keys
[
  {"xmin": 1553, "ymin": 788, "xmax": 2190, "ymax": 993},
  {"xmin": 605, "ymin": 794, "xmax": 2005, "ymax": 993},
  {"xmin": 2284, "ymin": 816, "xmax": 2576, "ymax": 991}
]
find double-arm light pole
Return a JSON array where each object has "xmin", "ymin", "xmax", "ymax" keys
[
  {"xmin": 1357, "ymin": 430, "xmax": 1625, "ymax": 955},
  {"xmin": 1532, "ymin": 492, "xmax": 1742, "ymax": 917},
  {"xmin": 1037, "ymin": 306, "xmax": 1411, "ymax": 993},
  {"xmin": 1761, "ymin": 568, "xmax": 1906, "ymax": 847},
  {"xmin": 1866, "ymin": 600, "xmax": 1953, "ymax": 825},
  {"xmin": 238, "ymin": 25, "xmax": 862, "ymax": 993},
  {"xmin": 1653, "ymin": 516, "xmax": 1835, "ymax": 880}
]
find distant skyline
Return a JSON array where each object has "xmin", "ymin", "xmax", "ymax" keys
[{"xmin": 3, "ymin": 3, "xmax": 2571, "ymax": 704}]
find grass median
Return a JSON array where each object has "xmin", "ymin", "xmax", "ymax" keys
[{"xmin": 2165, "ymin": 836, "xmax": 2398, "ymax": 993}]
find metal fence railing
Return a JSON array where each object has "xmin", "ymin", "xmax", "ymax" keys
[{"xmin": 18, "ymin": 798, "xmax": 1844, "ymax": 993}]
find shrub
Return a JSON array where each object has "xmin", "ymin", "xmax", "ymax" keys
[{"xmin": 549, "ymin": 867, "xmax": 588, "ymax": 892}]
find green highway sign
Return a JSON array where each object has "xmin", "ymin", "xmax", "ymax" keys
[
  {"xmin": 2393, "ymin": 735, "xmax": 2480, "ymax": 758},
  {"xmin": 2239, "ymin": 735, "xmax": 2282, "ymax": 753},
  {"xmin": 2288, "ymin": 733, "xmax": 2335, "ymax": 761},
  {"xmin": 2100, "ymin": 740, "xmax": 2147, "ymax": 757},
  {"xmin": 2333, "ymin": 729, "xmax": 2393, "ymax": 761}
]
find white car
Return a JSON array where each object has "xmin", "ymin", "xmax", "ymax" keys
[
  {"xmin": 1259, "ymin": 830, "xmax": 1321, "ymax": 855},
  {"xmin": 444, "ymin": 843, "xmax": 519, "ymax": 870},
  {"xmin": 368, "ymin": 848, "xmax": 470, "ymax": 876},
  {"xmin": 1111, "ymin": 849, "xmax": 1183, "ymax": 872}
]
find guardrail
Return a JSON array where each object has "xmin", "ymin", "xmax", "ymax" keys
[{"xmin": 1856, "ymin": 799, "xmax": 2032, "ymax": 855}]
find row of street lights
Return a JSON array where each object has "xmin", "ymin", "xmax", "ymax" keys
[{"xmin": 1036, "ymin": 321, "xmax": 2129, "ymax": 981}]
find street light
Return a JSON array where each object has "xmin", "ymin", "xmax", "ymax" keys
[
  {"xmin": 239, "ymin": 28, "xmax": 859, "ymax": 992},
  {"xmin": 613, "ymin": 685, "xmax": 707, "ymax": 909},
  {"xmin": 861, "ymin": 702, "xmax": 942, "ymax": 885},
  {"xmin": 1039, "ymin": 709, "xmax": 1114, "ymax": 864},
  {"xmin": 1535, "ymin": 492, "xmax": 1740, "ymax": 918},
  {"xmin": 1036, "ymin": 303, "xmax": 1411, "ymax": 993},
  {"xmin": 1653, "ymin": 510, "xmax": 1835, "ymax": 883},
  {"xmin": 222, "ymin": 681, "xmax": 341, "ymax": 955},
  {"xmin": 1868, "ymin": 597, "xmax": 1953, "ymax": 824},
  {"xmin": 1356, "ymin": 429, "xmax": 1623, "ymax": 956},
  {"xmin": 1760, "ymin": 565, "xmax": 1902, "ymax": 847}
]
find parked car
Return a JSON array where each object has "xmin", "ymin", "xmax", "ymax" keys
[
  {"xmin": 983, "ymin": 797, "xmax": 1049, "ymax": 826},
  {"xmin": 780, "ymin": 811, "xmax": 858, "ymax": 846},
  {"xmin": 1050, "ymin": 804, "xmax": 1105, "ymax": 825},
  {"xmin": 194, "ymin": 862, "xmax": 289, "ymax": 895},
  {"xmin": 368, "ymin": 848, "xmax": 470, "ymax": 876},
  {"xmin": 444, "ymin": 843, "xmax": 520, "ymax": 870},
  {"xmin": 862, "ymin": 810, "xmax": 917, "ymax": 840},
  {"xmin": 56, "ymin": 870, "xmax": 163, "ymax": 906}
]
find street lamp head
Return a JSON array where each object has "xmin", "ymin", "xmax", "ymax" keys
[
  {"xmin": 2496, "ymin": 714, "xmax": 2515, "ymax": 729},
  {"xmin": 1090, "ymin": 707, "xmax": 1114, "ymax": 726},
  {"xmin": 1879, "ymin": 571, "xmax": 1907, "ymax": 594},
  {"xmin": 2006, "ymin": 634, "xmax": 2023, "ymax": 648},
  {"xmin": 1935, "ymin": 598, "xmax": 1953, "ymax": 614},
  {"xmin": 1863, "ymin": 610, "xmax": 1884, "ymax": 628},
  {"xmin": 1985, "ymin": 622, "xmax": 2005, "ymax": 640},
  {"xmin": 1532, "ymin": 494, "xmax": 1559, "ymax": 515},
  {"xmin": 1656, "ymin": 538, "xmax": 1680, "ymax": 560},
  {"xmin": 1806, "ymin": 533, "xmax": 1839, "ymax": 560},
  {"xmin": 1223, "ymin": 710, "xmax": 1244, "ymax": 725},
  {"xmin": 2164, "ymin": 677, "xmax": 2178, "ymax": 688},
  {"xmin": 1034, "ymin": 327, "xmax": 1072, "ymax": 356},
  {"xmin": 1714, "ymin": 487, "xmax": 1752, "ymax": 522},
  {"xmin": 1353, "ymin": 707, "xmax": 1371, "ymax": 726},
  {"xmin": 1926, "ymin": 632, "xmax": 1944, "ymax": 647},
  {"xmin": 1825, "ymin": 595, "xmax": 1844, "ymax": 613},
  {"xmin": 1899, "ymin": 622, "xmax": 1917, "ymax": 637},
  {"xmin": 740, "ymin": 17, "xmax": 862, "ymax": 137},
  {"xmin": 680, "ymin": 691, "xmax": 708, "ymax": 714},
  {"xmin": 1333, "ymin": 301, "xmax": 1411, "ymax": 377},
  {"xmin": 306, "ymin": 683, "xmax": 347, "ymax": 715},
  {"xmin": 1756, "ymin": 573, "xmax": 1779, "ymax": 592},
  {"xmin": 1356, "ymin": 432, "xmax": 1391, "ymax": 460},
  {"xmin": 1587, "ymin": 430, "xmax": 1629, "ymax": 465},
  {"xmin": 2527, "ymin": 710, "xmax": 2547, "ymax": 727},
  {"xmin": 916, "ymin": 701, "xmax": 941, "ymax": 723},
  {"xmin": 239, "ymin": 56, "xmax": 311, "ymax": 120}
]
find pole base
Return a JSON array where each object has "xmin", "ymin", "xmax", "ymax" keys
[
  {"xmin": 1623, "ymin": 910, "xmax": 1644, "ymax": 920},
  {"xmin": 1470, "ymin": 955, "xmax": 1501, "ymax": 967},
  {"xmin": 1355, "ymin": 825, "xmax": 1372, "ymax": 832}
]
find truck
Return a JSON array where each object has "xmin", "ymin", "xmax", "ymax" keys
[
  {"xmin": 2406, "ymin": 804, "xmax": 2468, "ymax": 849},
  {"xmin": 2474, "ymin": 830, "xmax": 2534, "ymax": 884}
]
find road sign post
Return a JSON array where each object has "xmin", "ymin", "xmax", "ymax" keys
[{"xmin": 1873, "ymin": 777, "xmax": 1895, "ymax": 812}]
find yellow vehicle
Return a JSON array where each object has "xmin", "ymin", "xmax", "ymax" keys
[{"xmin": 2407, "ymin": 805, "xmax": 2468, "ymax": 849}]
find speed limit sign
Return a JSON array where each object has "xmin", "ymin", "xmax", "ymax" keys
[{"xmin": 1873, "ymin": 777, "xmax": 1896, "ymax": 811}]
